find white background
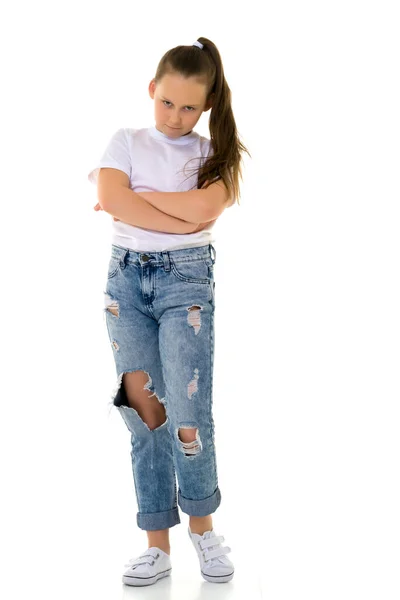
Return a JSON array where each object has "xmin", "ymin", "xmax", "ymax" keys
[{"xmin": 1, "ymin": 1, "xmax": 399, "ymax": 599}]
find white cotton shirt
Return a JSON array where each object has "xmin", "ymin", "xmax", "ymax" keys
[{"xmin": 88, "ymin": 126, "xmax": 216, "ymax": 252}]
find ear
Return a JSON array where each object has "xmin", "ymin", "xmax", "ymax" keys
[
  {"xmin": 148, "ymin": 79, "xmax": 156, "ymax": 99},
  {"xmin": 203, "ymin": 93, "xmax": 215, "ymax": 113}
]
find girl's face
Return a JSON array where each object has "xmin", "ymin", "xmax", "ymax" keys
[{"xmin": 149, "ymin": 72, "xmax": 211, "ymax": 138}]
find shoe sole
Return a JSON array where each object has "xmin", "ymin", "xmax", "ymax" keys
[
  {"xmin": 201, "ymin": 570, "xmax": 234, "ymax": 583},
  {"xmin": 123, "ymin": 567, "xmax": 172, "ymax": 586}
]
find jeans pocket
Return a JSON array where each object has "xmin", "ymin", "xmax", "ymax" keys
[
  {"xmin": 170, "ymin": 256, "xmax": 213, "ymax": 284},
  {"xmin": 107, "ymin": 256, "xmax": 121, "ymax": 280}
]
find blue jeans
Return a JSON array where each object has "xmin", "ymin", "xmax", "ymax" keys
[{"xmin": 103, "ymin": 243, "xmax": 221, "ymax": 531}]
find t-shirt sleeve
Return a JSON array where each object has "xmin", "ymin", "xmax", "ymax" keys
[{"xmin": 88, "ymin": 128, "xmax": 131, "ymax": 185}]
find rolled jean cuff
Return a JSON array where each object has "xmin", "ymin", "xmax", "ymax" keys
[
  {"xmin": 178, "ymin": 486, "xmax": 221, "ymax": 517},
  {"xmin": 137, "ymin": 507, "xmax": 180, "ymax": 531}
]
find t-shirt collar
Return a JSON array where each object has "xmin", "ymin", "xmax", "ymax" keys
[{"xmin": 149, "ymin": 125, "xmax": 198, "ymax": 145}]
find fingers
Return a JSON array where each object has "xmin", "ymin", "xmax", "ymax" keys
[{"xmin": 93, "ymin": 204, "xmax": 119, "ymax": 221}]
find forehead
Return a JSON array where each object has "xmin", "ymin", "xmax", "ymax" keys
[{"xmin": 157, "ymin": 73, "xmax": 208, "ymax": 105}]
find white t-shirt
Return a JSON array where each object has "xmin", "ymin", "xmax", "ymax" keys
[{"xmin": 88, "ymin": 126, "xmax": 216, "ymax": 252}]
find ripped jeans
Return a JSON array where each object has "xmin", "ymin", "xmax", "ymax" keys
[{"xmin": 103, "ymin": 243, "xmax": 221, "ymax": 531}]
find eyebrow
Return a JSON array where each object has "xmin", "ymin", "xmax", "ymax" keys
[{"xmin": 161, "ymin": 96, "xmax": 200, "ymax": 107}]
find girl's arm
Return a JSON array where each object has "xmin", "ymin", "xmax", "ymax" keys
[
  {"xmin": 95, "ymin": 202, "xmax": 214, "ymax": 233},
  {"xmin": 137, "ymin": 180, "xmax": 231, "ymax": 223},
  {"xmin": 97, "ymin": 168, "xmax": 204, "ymax": 234},
  {"xmin": 102, "ymin": 188, "xmax": 204, "ymax": 234}
]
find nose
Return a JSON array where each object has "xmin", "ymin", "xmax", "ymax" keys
[{"xmin": 170, "ymin": 111, "xmax": 181, "ymax": 126}]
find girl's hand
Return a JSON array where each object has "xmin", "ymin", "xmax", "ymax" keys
[
  {"xmin": 191, "ymin": 181, "xmax": 217, "ymax": 232},
  {"xmin": 93, "ymin": 203, "xmax": 120, "ymax": 221},
  {"xmin": 191, "ymin": 218, "xmax": 217, "ymax": 233},
  {"xmin": 189, "ymin": 179, "xmax": 218, "ymax": 231}
]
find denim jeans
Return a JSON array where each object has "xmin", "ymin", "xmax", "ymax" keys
[{"xmin": 103, "ymin": 243, "xmax": 221, "ymax": 531}]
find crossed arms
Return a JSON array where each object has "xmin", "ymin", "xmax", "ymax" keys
[{"xmin": 95, "ymin": 168, "xmax": 233, "ymax": 234}]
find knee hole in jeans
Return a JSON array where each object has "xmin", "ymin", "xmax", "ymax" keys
[{"xmin": 122, "ymin": 370, "xmax": 167, "ymax": 431}]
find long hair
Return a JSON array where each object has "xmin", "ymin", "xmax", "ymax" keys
[{"xmin": 153, "ymin": 37, "xmax": 251, "ymax": 206}]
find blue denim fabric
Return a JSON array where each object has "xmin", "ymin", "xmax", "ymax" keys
[{"xmin": 103, "ymin": 243, "xmax": 221, "ymax": 531}]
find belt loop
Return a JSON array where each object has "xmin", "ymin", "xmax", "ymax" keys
[
  {"xmin": 210, "ymin": 243, "xmax": 216, "ymax": 264},
  {"xmin": 162, "ymin": 250, "xmax": 171, "ymax": 272}
]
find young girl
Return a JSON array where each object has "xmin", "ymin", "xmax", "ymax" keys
[{"xmin": 88, "ymin": 37, "xmax": 249, "ymax": 587}]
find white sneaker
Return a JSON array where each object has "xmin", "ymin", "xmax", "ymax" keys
[
  {"xmin": 188, "ymin": 526, "xmax": 234, "ymax": 583},
  {"xmin": 122, "ymin": 547, "xmax": 172, "ymax": 586}
]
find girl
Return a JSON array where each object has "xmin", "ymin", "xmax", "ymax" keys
[{"xmin": 88, "ymin": 37, "xmax": 250, "ymax": 587}]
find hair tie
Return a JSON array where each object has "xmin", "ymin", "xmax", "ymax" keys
[{"xmin": 192, "ymin": 41, "xmax": 204, "ymax": 49}]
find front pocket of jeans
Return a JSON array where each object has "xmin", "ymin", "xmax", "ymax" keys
[
  {"xmin": 170, "ymin": 257, "xmax": 213, "ymax": 284},
  {"xmin": 107, "ymin": 257, "xmax": 120, "ymax": 279}
]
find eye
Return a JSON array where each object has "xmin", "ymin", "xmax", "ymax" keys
[{"xmin": 162, "ymin": 100, "xmax": 195, "ymax": 111}]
